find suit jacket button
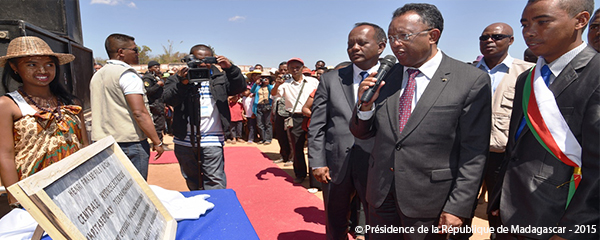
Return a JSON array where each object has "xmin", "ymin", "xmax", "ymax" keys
[
  {"xmin": 390, "ymin": 168, "xmax": 394, "ymax": 171},
  {"xmin": 395, "ymin": 143, "xmax": 402, "ymax": 151}
]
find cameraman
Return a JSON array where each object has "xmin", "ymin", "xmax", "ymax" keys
[{"xmin": 163, "ymin": 44, "xmax": 246, "ymax": 190}]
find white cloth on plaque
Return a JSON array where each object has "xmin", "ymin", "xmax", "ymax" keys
[
  {"xmin": 0, "ymin": 208, "xmax": 44, "ymax": 240},
  {"xmin": 149, "ymin": 185, "xmax": 215, "ymax": 221},
  {"xmin": 0, "ymin": 185, "xmax": 214, "ymax": 239}
]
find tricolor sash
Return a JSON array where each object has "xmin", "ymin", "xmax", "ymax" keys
[{"xmin": 522, "ymin": 66, "xmax": 582, "ymax": 207}]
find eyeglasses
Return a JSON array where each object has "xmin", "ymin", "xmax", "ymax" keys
[
  {"xmin": 479, "ymin": 34, "xmax": 512, "ymax": 41},
  {"xmin": 388, "ymin": 28, "xmax": 433, "ymax": 43},
  {"xmin": 120, "ymin": 47, "xmax": 139, "ymax": 53}
]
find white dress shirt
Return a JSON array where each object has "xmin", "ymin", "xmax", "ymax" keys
[
  {"xmin": 358, "ymin": 49, "xmax": 443, "ymax": 120},
  {"xmin": 352, "ymin": 62, "xmax": 380, "ymax": 102}
]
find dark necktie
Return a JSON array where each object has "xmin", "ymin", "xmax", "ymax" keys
[
  {"xmin": 398, "ymin": 69, "xmax": 419, "ymax": 133},
  {"xmin": 516, "ymin": 65, "xmax": 552, "ymax": 139},
  {"xmin": 359, "ymin": 71, "xmax": 369, "ymax": 82}
]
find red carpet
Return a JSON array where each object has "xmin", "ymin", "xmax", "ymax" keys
[
  {"xmin": 149, "ymin": 151, "xmax": 178, "ymax": 164},
  {"xmin": 224, "ymin": 147, "xmax": 326, "ymax": 240}
]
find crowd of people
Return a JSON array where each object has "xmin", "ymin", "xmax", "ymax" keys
[{"xmin": 0, "ymin": 0, "xmax": 598, "ymax": 240}]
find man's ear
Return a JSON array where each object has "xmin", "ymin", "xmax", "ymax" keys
[
  {"xmin": 574, "ymin": 11, "xmax": 591, "ymax": 31},
  {"xmin": 116, "ymin": 48, "xmax": 125, "ymax": 59},
  {"xmin": 378, "ymin": 42, "xmax": 386, "ymax": 54},
  {"xmin": 429, "ymin": 29, "xmax": 441, "ymax": 44}
]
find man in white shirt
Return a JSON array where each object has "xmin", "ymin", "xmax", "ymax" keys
[
  {"xmin": 271, "ymin": 58, "xmax": 319, "ymax": 184},
  {"xmin": 90, "ymin": 33, "xmax": 164, "ymax": 180}
]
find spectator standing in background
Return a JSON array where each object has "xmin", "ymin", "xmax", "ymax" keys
[
  {"xmin": 273, "ymin": 62, "xmax": 292, "ymax": 164},
  {"xmin": 142, "ymin": 60, "xmax": 166, "ymax": 141},
  {"xmin": 272, "ymin": 58, "xmax": 319, "ymax": 183},
  {"xmin": 250, "ymin": 72, "xmax": 274, "ymax": 145}
]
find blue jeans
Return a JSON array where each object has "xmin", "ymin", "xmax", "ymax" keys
[
  {"xmin": 118, "ymin": 141, "xmax": 150, "ymax": 180},
  {"xmin": 246, "ymin": 118, "xmax": 257, "ymax": 142},
  {"xmin": 255, "ymin": 104, "xmax": 272, "ymax": 142},
  {"xmin": 174, "ymin": 144, "xmax": 226, "ymax": 190},
  {"xmin": 228, "ymin": 121, "xmax": 243, "ymax": 139}
]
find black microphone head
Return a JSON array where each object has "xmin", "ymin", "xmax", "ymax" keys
[{"xmin": 380, "ymin": 55, "xmax": 397, "ymax": 66}]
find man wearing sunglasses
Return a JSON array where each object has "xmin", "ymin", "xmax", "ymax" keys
[
  {"xmin": 475, "ymin": 23, "xmax": 534, "ymax": 240},
  {"xmin": 91, "ymin": 33, "xmax": 165, "ymax": 180}
]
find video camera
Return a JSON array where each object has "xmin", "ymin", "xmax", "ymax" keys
[{"xmin": 181, "ymin": 54, "xmax": 218, "ymax": 83}]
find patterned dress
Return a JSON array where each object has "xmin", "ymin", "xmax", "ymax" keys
[{"xmin": 7, "ymin": 91, "xmax": 84, "ymax": 180}]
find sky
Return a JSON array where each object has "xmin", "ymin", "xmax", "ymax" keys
[{"xmin": 80, "ymin": 0, "xmax": 599, "ymax": 69}]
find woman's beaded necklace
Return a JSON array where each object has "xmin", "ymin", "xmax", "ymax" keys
[{"xmin": 18, "ymin": 87, "xmax": 63, "ymax": 121}]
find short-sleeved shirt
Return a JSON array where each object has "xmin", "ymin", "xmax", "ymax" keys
[{"xmin": 276, "ymin": 76, "xmax": 319, "ymax": 113}]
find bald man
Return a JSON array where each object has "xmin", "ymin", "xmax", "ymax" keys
[
  {"xmin": 589, "ymin": 8, "xmax": 599, "ymax": 52},
  {"xmin": 475, "ymin": 23, "xmax": 534, "ymax": 239}
]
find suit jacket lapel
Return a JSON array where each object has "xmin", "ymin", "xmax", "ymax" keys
[
  {"xmin": 549, "ymin": 46, "xmax": 596, "ymax": 98},
  {"xmin": 397, "ymin": 55, "xmax": 451, "ymax": 141},
  {"xmin": 516, "ymin": 46, "xmax": 596, "ymax": 140},
  {"xmin": 339, "ymin": 65, "xmax": 356, "ymax": 111}
]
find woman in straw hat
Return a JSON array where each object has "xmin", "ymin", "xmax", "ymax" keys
[{"xmin": 0, "ymin": 36, "xmax": 89, "ymax": 206}]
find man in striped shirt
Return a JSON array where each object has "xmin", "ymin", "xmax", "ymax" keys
[{"xmin": 163, "ymin": 44, "xmax": 246, "ymax": 190}]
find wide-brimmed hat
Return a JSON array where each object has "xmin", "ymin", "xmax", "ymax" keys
[
  {"xmin": 0, "ymin": 36, "xmax": 75, "ymax": 66},
  {"xmin": 245, "ymin": 69, "xmax": 262, "ymax": 78},
  {"xmin": 260, "ymin": 72, "xmax": 274, "ymax": 80}
]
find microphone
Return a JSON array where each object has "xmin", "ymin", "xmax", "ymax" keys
[{"xmin": 360, "ymin": 55, "xmax": 397, "ymax": 103}]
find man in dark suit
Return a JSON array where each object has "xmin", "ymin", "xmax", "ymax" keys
[
  {"xmin": 488, "ymin": 0, "xmax": 599, "ymax": 239},
  {"xmin": 350, "ymin": 3, "xmax": 491, "ymax": 240},
  {"xmin": 308, "ymin": 22, "xmax": 386, "ymax": 240}
]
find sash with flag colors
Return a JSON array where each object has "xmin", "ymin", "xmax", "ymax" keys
[{"xmin": 522, "ymin": 66, "xmax": 582, "ymax": 207}]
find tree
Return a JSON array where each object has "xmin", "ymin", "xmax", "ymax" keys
[
  {"xmin": 158, "ymin": 40, "xmax": 186, "ymax": 63},
  {"xmin": 94, "ymin": 57, "xmax": 106, "ymax": 65},
  {"xmin": 138, "ymin": 45, "xmax": 152, "ymax": 64}
]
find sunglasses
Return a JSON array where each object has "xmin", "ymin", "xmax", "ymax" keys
[
  {"xmin": 120, "ymin": 47, "xmax": 139, "ymax": 53},
  {"xmin": 479, "ymin": 34, "xmax": 511, "ymax": 41}
]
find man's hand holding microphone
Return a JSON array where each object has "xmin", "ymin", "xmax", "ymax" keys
[{"xmin": 358, "ymin": 55, "xmax": 397, "ymax": 110}]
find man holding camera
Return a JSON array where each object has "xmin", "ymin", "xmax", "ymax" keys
[
  {"xmin": 163, "ymin": 44, "xmax": 246, "ymax": 190},
  {"xmin": 271, "ymin": 58, "xmax": 319, "ymax": 183}
]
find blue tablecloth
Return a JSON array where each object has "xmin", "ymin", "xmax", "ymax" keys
[
  {"xmin": 177, "ymin": 189, "xmax": 258, "ymax": 240},
  {"xmin": 43, "ymin": 189, "xmax": 258, "ymax": 240}
]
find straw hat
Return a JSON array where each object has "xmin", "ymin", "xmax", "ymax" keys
[
  {"xmin": 245, "ymin": 69, "xmax": 262, "ymax": 78},
  {"xmin": 260, "ymin": 71, "xmax": 274, "ymax": 80},
  {"xmin": 0, "ymin": 36, "xmax": 75, "ymax": 66}
]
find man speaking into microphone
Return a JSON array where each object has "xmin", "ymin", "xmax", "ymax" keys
[
  {"xmin": 350, "ymin": 4, "xmax": 492, "ymax": 240},
  {"xmin": 308, "ymin": 22, "xmax": 386, "ymax": 240}
]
